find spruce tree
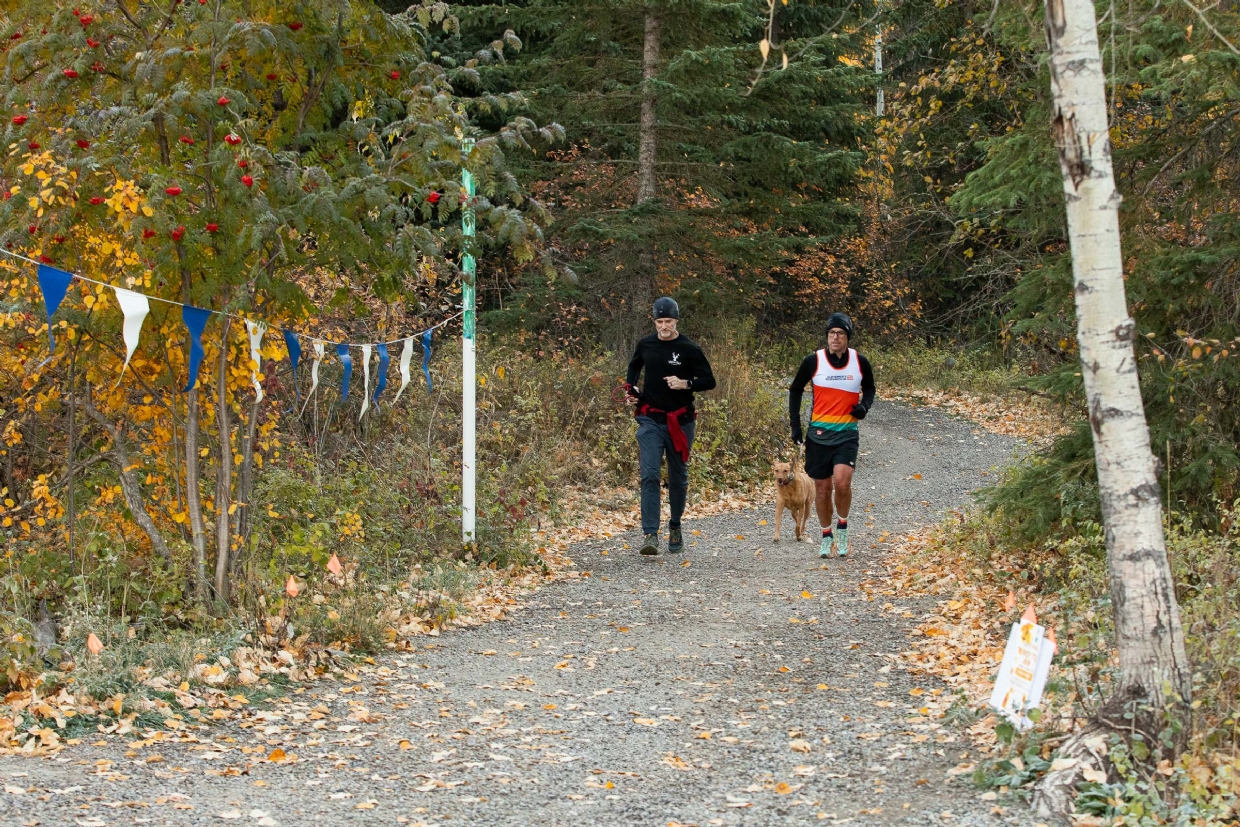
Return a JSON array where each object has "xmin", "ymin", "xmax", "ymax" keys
[{"xmin": 446, "ymin": 0, "xmax": 875, "ymax": 340}]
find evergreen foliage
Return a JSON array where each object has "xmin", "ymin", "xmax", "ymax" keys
[
  {"xmin": 878, "ymin": 0, "xmax": 1240, "ymax": 529},
  {"xmin": 442, "ymin": 0, "xmax": 876, "ymax": 341}
]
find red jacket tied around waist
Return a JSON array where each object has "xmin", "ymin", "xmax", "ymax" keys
[{"xmin": 637, "ymin": 403, "xmax": 692, "ymax": 462}]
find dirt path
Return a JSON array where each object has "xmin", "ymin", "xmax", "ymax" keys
[{"xmin": 1, "ymin": 400, "xmax": 1026, "ymax": 827}]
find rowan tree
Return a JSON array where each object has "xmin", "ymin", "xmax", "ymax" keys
[{"xmin": 0, "ymin": 0, "xmax": 549, "ymax": 608}]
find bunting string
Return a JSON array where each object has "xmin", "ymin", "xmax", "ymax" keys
[
  {"xmin": 1, "ymin": 247, "xmax": 458, "ymax": 411},
  {"xmin": 1, "ymin": 247, "xmax": 461, "ymax": 348}
]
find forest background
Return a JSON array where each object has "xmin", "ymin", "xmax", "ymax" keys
[{"xmin": 0, "ymin": 0, "xmax": 1237, "ymax": 820}]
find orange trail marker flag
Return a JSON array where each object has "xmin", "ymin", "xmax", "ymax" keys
[
  {"xmin": 285, "ymin": 575, "xmax": 300, "ymax": 597},
  {"xmin": 86, "ymin": 632, "xmax": 104, "ymax": 655},
  {"xmin": 1003, "ymin": 590, "xmax": 1016, "ymax": 612},
  {"xmin": 327, "ymin": 554, "xmax": 343, "ymax": 575},
  {"xmin": 1021, "ymin": 604, "xmax": 1038, "ymax": 624}
]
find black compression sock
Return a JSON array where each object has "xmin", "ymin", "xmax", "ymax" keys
[
  {"xmin": 837, "ymin": 519, "xmax": 848, "ymax": 530},
  {"xmin": 822, "ymin": 528, "xmax": 833, "ymax": 537}
]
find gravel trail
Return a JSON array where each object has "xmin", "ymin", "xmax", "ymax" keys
[{"xmin": 1, "ymin": 400, "xmax": 1026, "ymax": 827}]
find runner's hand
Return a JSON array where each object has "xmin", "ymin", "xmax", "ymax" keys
[
  {"xmin": 665, "ymin": 376, "xmax": 690, "ymax": 390},
  {"xmin": 850, "ymin": 404, "xmax": 868, "ymax": 420}
]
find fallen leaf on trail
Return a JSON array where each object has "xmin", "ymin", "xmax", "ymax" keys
[
  {"xmin": 633, "ymin": 718, "xmax": 658, "ymax": 727},
  {"xmin": 696, "ymin": 731, "xmax": 712, "ymax": 740},
  {"xmin": 216, "ymin": 810, "xmax": 242, "ymax": 819},
  {"xmin": 1082, "ymin": 768, "xmax": 1107, "ymax": 783},
  {"xmin": 4, "ymin": 784, "xmax": 24, "ymax": 795},
  {"xmin": 86, "ymin": 633, "xmax": 104, "ymax": 655},
  {"xmin": 543, "ymin": 704, "xmax": 558, "ymax": 710},
  {"xmin": 789, "ymin": 739, "xmax": 811, "ymax": 753},
  {"xmin": 355, "ymin": 800, "xmax": 378, "ymax": 810},
  {"xmin": 758, "ymin": 520, "xmax": 768, "ymax": 525},
  {"xmin": 735, "ymin": 535, "xmax": 745, "ymax": 540},
  {"xmin": 909, "ymin": 687, "xmax": 925, "ymax": 696},
  {"xmin": 399, "ymin": 739, "xmax": 413, "ymax": 750},
  {"xmin": 947, "ymin": 762, "xmax": 975, "ymax": 776},
  {"xmin": 778, "ymin": 665, "xmax": 790, "ymax": 673},
  {"xmin": 681, "ymin": 560, "xmax": 691, "ymax": 567},
  {"xmin": 801, "ymin": 590, "xmax": 814, "ymax": 599},
  {"xmin": 267, "ymin": 748, "xmax": 287, "ymax": 762},
  {"xmin": 912, "ymin": 473, "xmax": 922, "ymax": 479},
  {"xmin": 874, "ymin": 701, "xmax": 895, "ymax": 708},
  {"xmin": 1049, "ymin": 757, "xmax": 1078, "ymax": 772},
  {"xmin": 774, "ymin": 782, "xmax": 794, "ymax": 795},
  {"xmin": 617, "ymin": 627, "xmax": 630, "ymax": 633},
  {"xmin": 662, "ymin": 753, "xmax": 691, "ymax": 770}
]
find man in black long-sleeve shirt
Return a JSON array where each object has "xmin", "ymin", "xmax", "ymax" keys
[
  {"xmin": 788, "ymin": 312, "xmax": 876, "ymax": 559},
  {"xmin": 625, "ymin": 297, "xmax": 716, "ymax": 556}
]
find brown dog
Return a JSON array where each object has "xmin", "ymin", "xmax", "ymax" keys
[{"xmin": 772, "ymin": 460, "xmax": 815, "ymax": 542}]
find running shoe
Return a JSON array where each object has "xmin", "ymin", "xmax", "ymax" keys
[
  {"xmin": 640, "ymin": 534, "xmax": 659, "ymax": 555},
  {"xmin": 818, "ymin": 533, "xmax": 833, "ymax": 559},
  {"xmin": 836, "ymin": 526, "xmax": 850, "ymax": 557},
  {"xmin": 667, "ymin": 528, "xmax": 684, "ymax": 553}
]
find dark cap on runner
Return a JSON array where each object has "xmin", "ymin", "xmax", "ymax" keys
[
  {"xmin": 825, "ymin": 312, "xmax": 854, "ymax": 340},
  {"xmin": 653, "ymin": 297, "xmax": 680, "ymax": 320}
]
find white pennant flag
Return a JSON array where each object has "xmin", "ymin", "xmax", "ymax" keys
[
  {"xmin": 112, "ymin": 287, "xmax": 150, "ymax": 387},
  {"xmin": 302, "ymin": 341, "xmax": 325, "ymax": 414},
  {"xmin": 393, "ymin": 335, "xmax": 415, "ymax": 403},
  {"xmin": 245, "ymin": 320, "xmax": 267, "ymax": 403},
  {"xmin": 359, "ymin": 344, "xmax": 372, "ymax": 421}
]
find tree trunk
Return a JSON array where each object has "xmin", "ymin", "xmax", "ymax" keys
[
  {"xmin": 231, "ymin": 393, "xmax": 261, "ymax": 576},
  {"xmin": 82, "ymin": 395, "xmax": 173, "ymax": 566},
  {"xmin": 629, "ymin": 10, "xmax": 661, "ymax": 340},
  {"xmin": 186, "ymin": 386, "xmax": 210, "ymax": 604},
  {"xmin": 1035, "ymin": 0, "xmax": 1192, "ymax": 815},
  {"xmin": 213, "ymin": 320, "xmax": 233, "ymax": 606},
  {"xmin": 637, "ymin": 11, "xmax": 660, "ymax": 204}
]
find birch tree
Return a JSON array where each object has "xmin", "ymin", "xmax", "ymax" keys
[{"xmin": 1034, "ymin": 0, "xmax": 1193, "ymax": 815}]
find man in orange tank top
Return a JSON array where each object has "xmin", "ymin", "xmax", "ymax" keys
[{"xmin": 788, "ymin": 313, "xmax": 876, "ymax": 559}]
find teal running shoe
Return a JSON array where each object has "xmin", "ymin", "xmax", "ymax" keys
[
  {"xmin": 836, "ymin": 526, "xmax": 850, "ymax": 557},
  {"xmin": 818, "ymin": 533, "xmax": 833, "ymax": 559}
]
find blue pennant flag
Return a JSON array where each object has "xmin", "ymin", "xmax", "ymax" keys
[
  {"xmin": 282, "ymin": 329, "xmax": 302, "ymax": 409},
  {"xmin": 421, "ymin": 329, "xmax": 434, "ymax": 393},
  {"xmin": 182, "ymin": 305, "xmax": 212, "ymax": 392},
  {"xmin": 373, "ymin": 343, "xmax": 390, "ymax": 406},
  {"xmin": 337, "ymin": 343, "xmax": 353, "ymax": 401},
  {"xmin": 36, "ymin": 264, "xmax": 74, "ymax": 364}
]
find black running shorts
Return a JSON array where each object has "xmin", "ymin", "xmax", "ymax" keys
[{"xmin": 804, "ymin": 438, "xmax": 859, "ymax": 480}]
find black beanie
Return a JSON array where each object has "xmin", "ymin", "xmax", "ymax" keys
[{"xmin": 653, "ymin": 297, "xmax": 680, "ymax": 319}]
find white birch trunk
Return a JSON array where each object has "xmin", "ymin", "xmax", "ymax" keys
[
  {"xmin": 1034, "ymin": 1, "xmax": 1193, "ymax": 814},
  {"xmin": 1044, "ymin": 0, "xmax": 1191, "ymax": 715}
]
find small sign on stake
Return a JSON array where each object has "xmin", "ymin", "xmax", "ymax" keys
[{"xmin": 989, "ymin": 604, "xmax": 1055, "ymax": 731}]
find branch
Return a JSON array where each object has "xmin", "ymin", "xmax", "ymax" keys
[
  {"xmin": 1177, "ymin": 0, "xmax": 1240, "ymax": 54},
  {"xmin": 82, "ymin": 393, "xmax": 174, "ymax": 564},
  {"xmin": 1141, "ymin": 105, "xmax": 1240, "ymax": 197}
]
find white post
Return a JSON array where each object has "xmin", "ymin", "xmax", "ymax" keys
[{"xmin": 461, "ymin": 138, "xmax": 477, "ymax": 547}]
